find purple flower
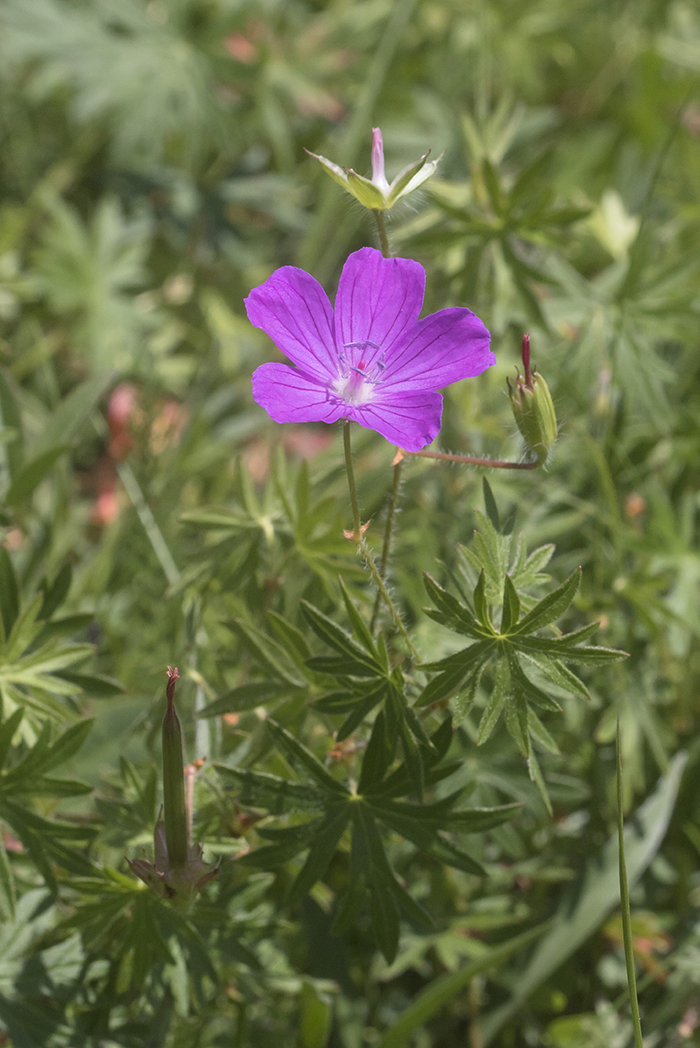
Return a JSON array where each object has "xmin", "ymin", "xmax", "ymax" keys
[{"xmin": 245, "ymin": 247, "xmax": 494, "ymax": 452}]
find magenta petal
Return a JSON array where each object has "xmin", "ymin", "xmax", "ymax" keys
[
  {"xmin": 383, "ymin": 307, "xmax": 495, "ymax": 391},
  {"xmin": 245, "ymin": 268, "xmax": 338, "ymax": 382},
  {"xmin": 252, "ymin": 363, "xmax": 346, "ymax": 424},
  {"xmin": 334, "ymin": 248, "xmax": 425, "ymax": 367},
  {"xmin": 348, "ymin": 390, "xmax": 443, "ymax": 452}
]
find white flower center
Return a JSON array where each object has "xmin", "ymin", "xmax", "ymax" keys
[{"xmin": 332, "ymin": 342, "xmax": 386, "ymax": 406}]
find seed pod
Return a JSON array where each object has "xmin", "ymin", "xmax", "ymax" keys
[
  {"xmin": 162, "ymin": 666, "xmax": 188, "ymax": 868},
  {"xmin": 508, "ymin": 334, "xmax": 558, "ymax": 465}
]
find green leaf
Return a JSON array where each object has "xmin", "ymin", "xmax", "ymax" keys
[
  {"xmin": 527, "ymin": 749, "xmax": 552, "ymax": 815},
  {"xmin": 482, "ymin": 477, "xmax": 501, "ymax": 532},
  {"xmin": 0, "ymin": 369, "xmax": 24, "ymax": 481},
  {"xmin": 267, "ymin": 720, "xmax": 349, "ymax": 797},
  {"xmin": 300, "ymin": 600, "xmax": 380, "ymax": 675},
  {"xmin": 215, "ymin": 766, "xmax": 324, "ymax": 814},
  {"xmin": 300, "ymin": 981, "xmax": 332, "ymax": 1048},
  {"xmin": 527, "ymin": 709, "xmax": 559, "ymax": 755},
  {"xmin": 510, "ymin": 568, "xmax": 581, "ymax": 635},
  {"xmin": 418, "ymin": 641, "xmax": 493, "ymax": 706},
  {"xmin": 305, "ymin": 655, "xmax": 377, "ymax": 678},
  {"xmin": 55, "ymin": 671, "xmax": 125, "ymax": 697},
  {"xmin": 240, "ymin": 818, "xmax": 324, "ymax": 870},
  {"xmin": 337, "ymin": 686, "xmax": 387, "ymax": 742},
  {"xmin": 0, "ymin": 548, "xmax": 19, "ymax": 640},
  {"xmin": 200, "ymin": 681, "xmax": 291, "ymax": 717},
  {"xmin": 228, "ymin": 619, "xmax": 309, "ymax": 688},
  {"xmin": 473, "ymin": 569, "xmax": 491, "ymax": 630},
  {"xmin": 358, "ymin": 710, "xmax": 396, "ymax": 794},
  {"xmin": 423, "ymin": 574, "xmax": 489, "ymax": 639},
  {"xmin": 443, "ymin": 803, "xmax": 522, "ymax": 832},
  {"xmin": 481, "ymin": 159, "xmax": 505, "ymax": 217},
  {"xmin": 504, "ymin": 692, "xmax": 530, "ymax": 756},
  {"xmin": 338, "ymin": 576, "xmax": 377, "ymax": 656},
  {"xmin": 500, "ymin": 576, "xmax": 520, "ymax": 634},
  {"xmin": 266, "ymin": 611, "xmax": 312, "ymax": 665},
  {"xmin": 0, "ymin": 837, "xmax": 16, "ymax": 919},
  {"xmin": 477, "ymin": 659, "xmax": 510, "ymax": 745},
  {"xmin": 38, "ymin": 563, "xmax": 72, "ymax": 622},
  {"xmin": 429, "ymin": 836, "xmax": 486, "ymax": 876},
  {"xmin": 0, "ymin": 709, "xmax": 23, "ymax": 769},
  {"xmin": 506, "ymin": 651, "xmax": 562, "ymax": 712},
  {"xmin": 29, "ymin": 372, "xmax": 115, "ymax": 459},
  {"xmin": 5, "ymin": 445, "xmax": 70, "ymax": 506},
  {"xmin": 525, "ymin": 655, "xmax": 590, "ymax": 701},
  {"xmin": 288, "ymin": 803, "xmax": 350, "ymax": 906},
  {"xmin": 370, "ymin": 876, "xmax": 400, "ymax": 963},
  {"xmin": 373, "ymin": 923, "xmax": 549, "ymax": 1048},
  {"xmin": 516, "ymin": 637, "xmax": 628, "ymax": 665}
]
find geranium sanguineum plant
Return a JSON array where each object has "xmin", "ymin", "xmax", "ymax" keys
[{"xmin": 246, "ymin": 246, "xmax": 494, "ymax": 452}]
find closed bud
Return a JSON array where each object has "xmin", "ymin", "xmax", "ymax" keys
[{"xmin": 507, "ymin": 334, "xmax": 558, "ymax": 465}]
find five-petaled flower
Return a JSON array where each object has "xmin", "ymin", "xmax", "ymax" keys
[{"xmin": 246, "ymin": 247, "xmax": 495, "ymax": 452}]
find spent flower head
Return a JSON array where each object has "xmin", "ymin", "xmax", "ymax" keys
[
  {"xmin": 306, "ymin": 127, "xmax": 441, "ymax": 211},
  {"xmin": 246, "ymin": 247, "xmax": 494, "ymax": 451},
  {"xmin": 129, "ymin": 666, "xmax": 218, "ymax": 908}
]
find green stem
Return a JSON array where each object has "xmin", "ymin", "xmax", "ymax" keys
[
  {"xmin": 343, "ymin": 421, "xmax": 362, "ymax": 542},
  {"xmin": 358, "ymin": 533, "xmax": 417, "ymax": 658},
  {"xmin": 370, "ymin": 457, "xmax": 403, "ymax": 632},
  {"xmin": 373, "ymin": 210, "xmax": 391, "ymax": 258},
  {"xmin": 342, "ymin": 424, "xmax": 417, "ymax": 659},
  {"xmin": 406, "ymin": 449, "xmax": 539, "ymax": 470},
  {"xmin": 617, "ymin": 718, "xmax": 644, "ymax": 1048}
]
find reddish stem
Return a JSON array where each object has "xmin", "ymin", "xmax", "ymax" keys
[{"xmin": 408, "ymin": 449, "xmax": 539, "ymax": 470}]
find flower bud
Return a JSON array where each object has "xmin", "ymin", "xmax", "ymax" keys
[
  {"xmin": 507, "ymin": 334, "xmax": 558, "ymax": 465},
  {"xmin": 305, "ymin": 127, "xmax": 442, "ymax": 211}
]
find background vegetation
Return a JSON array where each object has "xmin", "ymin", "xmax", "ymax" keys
[{"xmin": 0, "ymin": 0, "xmax": 698, "ymax": 1044}]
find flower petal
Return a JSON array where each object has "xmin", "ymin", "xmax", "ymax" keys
[
  {"xmin": 382, "ymin": 307, "xmax": 494, "ymax": 391},
  {"xmin": 245, "ymin": 268, "xmax": 338, "ymax": 382},
  {"xmin": 334, "ymin": 248, "xmax": 425, "ymax": 370},
  {"xmin": 252, "ymin": 363, "xmax": 345, "ymax": 425},
  {"xmin": 348, "ymin": 390, "xmax": 443, "ymax": 452}
]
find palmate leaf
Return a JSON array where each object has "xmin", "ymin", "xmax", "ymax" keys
[
  {"xmin": 225, "ymin": 713, "xmax": 519, "ymax": 961},
  {"xmin": 302, "ymin": 597, "xmax": 431, "ymax": 795},
  {"xmin": 421, "ymin": 517, "xmax": 627, "ymax": 805},
  {"xmin": 0, "ymin": 709, "xmax": 96, "ymax": 895}
]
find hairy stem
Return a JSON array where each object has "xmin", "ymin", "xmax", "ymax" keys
[
  {"xmin": 370, "ymin": 457, "xmax": 403, "ymax": 632},
  {"xmin": 343, "ymin": 421, "xmax": 362, "ymax": 542},
  {"xmin": 406, "ymin": 449, "xmax": 539, "ymax": 470},
  {"xmin": 359, "ymin": 534, "xmax": 417, "ymax": 659},
  {"xmin": 373, "ymin": 210, "xmax": 391, "ymax": 258},
  {"xmin": 342, "ymin": 423, "xmax": 417, "ymax": 658}
]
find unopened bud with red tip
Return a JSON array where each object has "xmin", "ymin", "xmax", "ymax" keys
[
  {"xmin": 507, "ymin": 334, "xmax": 558, "ymax": 465},
  {"xmin": 129, "ymin": 665, "xmax": 219, "ymax": 908}
]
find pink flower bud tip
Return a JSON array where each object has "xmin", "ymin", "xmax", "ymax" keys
[{"xmin": 166, "ymin": 665, "xmax": 179, "ymax": 701}]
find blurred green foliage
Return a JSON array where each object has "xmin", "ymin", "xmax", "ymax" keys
[{"xmin": 0, "ymin": 0, "xmax": 698, "ymax": 1045}]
